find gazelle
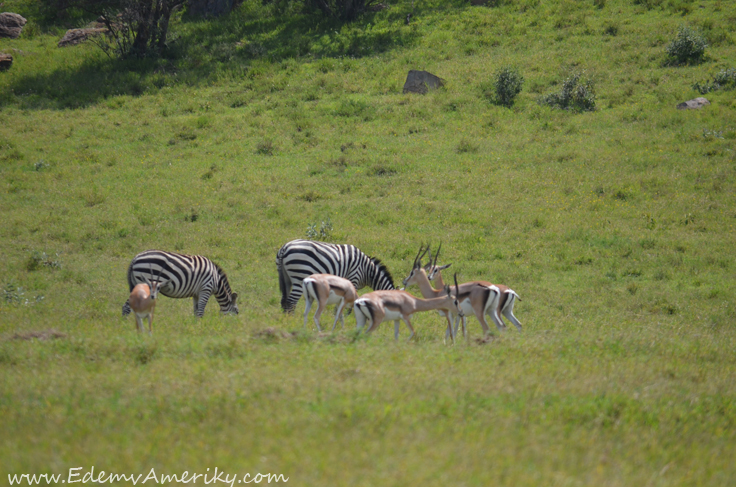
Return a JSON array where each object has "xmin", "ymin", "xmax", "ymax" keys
[
  {"xmin": 302, "ymin": 274, "xmax": 358, "ymax": 332},
  {"xmin": 425, "ymin": 245, "xmax": 522, "ymax": 338},
  {"xmin": 401, "ymin": 244, "xmax": 461, "ymax": 341},
  {"xmin": 128, "ymin": 266, "xmax": 170, "ymax": 334},
  {"xmin": 354, "ymin": 278, "xmax": 461, "ymax": 341}
]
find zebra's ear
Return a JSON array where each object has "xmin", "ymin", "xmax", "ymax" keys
[{"xmin": 231, "ymin": 293, "xmax": 238, "ymax": 302}]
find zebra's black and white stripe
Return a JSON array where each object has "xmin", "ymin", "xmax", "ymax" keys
[
  {"xmin": 121, "ymin": 250, "xmax": 239, "ymax": 317},
  {"xmin": 276, "ymin": 239, "xmax": 395, "ymax": 313}
]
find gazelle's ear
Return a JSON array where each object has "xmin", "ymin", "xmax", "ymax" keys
[{"xmin": 439, "ymin": 263, "xmax": 452, "ymax": 271}]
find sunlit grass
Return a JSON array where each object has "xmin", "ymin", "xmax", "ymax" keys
[{"xmin": 1, "ymin": 0, "xmax": 735, "ymax": 484}]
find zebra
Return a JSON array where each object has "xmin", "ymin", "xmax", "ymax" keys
[
  {"xmin": 276, "ymin": 239, "xmax": 395, "ymax": 313},
  {"xmin": 121, "ymin": 250, "xmax": 239, "ymax": 318}
]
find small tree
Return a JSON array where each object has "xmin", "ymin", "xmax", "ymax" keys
[
  {"xmin": 666, "ymin": 26, "xmax": 707, "ymax": 65},
  {"xmin": 493, "ymin": 66, "xmax": 524, "ymax": 107},
  {"xmin": 64, "ymin": 0, "xmax": 185, "ymax": 57},
  {"xmin": 539, "ymin": 72, "xmax": 596, "ymax": 113}
]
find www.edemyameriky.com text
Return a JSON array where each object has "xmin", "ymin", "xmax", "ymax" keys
[{"xmin": 8, "ymin": 467, "xmax": 289, "ymax": 485}]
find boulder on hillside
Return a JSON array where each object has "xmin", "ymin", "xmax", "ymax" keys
[
  {"xmin": 403, "ymin": 70, "xmax": 445, "ymax": 94},
  {"xmin": 0, "ymin": 12, "xmax": 27, "ymax": 39},
  {"xmin": 676, "ymin": 97, "xmax": 710, "ymax": 110},
  {"xmin": 58, "ymin": 28, "xmax": 107, "ymax": 47},
  {"xmin": 0, "ymin": 53, "xmax": 12, "ymax": 70}
]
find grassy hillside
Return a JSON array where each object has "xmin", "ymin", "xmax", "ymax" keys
[{"xmin": 1, "ymin": 0, "xmax": 735, "ymax": 485}]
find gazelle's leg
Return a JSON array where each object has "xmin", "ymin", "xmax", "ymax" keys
[
  {"xmin": 313, "ymin": 299, "xmax": 327, "ymax": 332},
  {"xmin": 303, "ymin": 295, "xmax": 312, "ymax": 328},
  {"xmin": 148, "ymin": 312, "xmax": 154, "ymax": 334},
  {"xmin": 472, "ymin": 300, "xmax": 493, "ymax": 335},
  {"xmin": 135, "ymin": 315, "xmax": 143, "ymax": 333},
  {"xmin": 402, "ymin": 317, "xmax": 416, "ymax": 341},
  {"xmin": 394, "ymin": 320, "xmax": 401, "ymax": 340},
  {"xmin": 488, "ymin": 307, "xmax": 506, "ymax": 331},
  {"xmin": 332, "ymin": 299, "xmax": 345, "ymax": 332},
  {"xmin": 502, "ymin": 297, "xmax": 522, "ymax": 331},
  {"xmin": 354, "ymin": 305, "xmax": 366, "ymax": 331}
]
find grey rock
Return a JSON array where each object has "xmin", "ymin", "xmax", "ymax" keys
[
  {"xmin": 0, "ymin": 12, "xmax": 27, "ymax": 39},
  {"xmin": 403, "ymin": 70, "xmax": 445, "ymax": 94},
  {"xmin": 676, "ymin": 97, "xmax": 710, "ymax": 110}
]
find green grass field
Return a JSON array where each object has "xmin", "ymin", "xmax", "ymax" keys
[{"xmin": 1, "ymin": 0, "xmax": 735, "ymax": 485}]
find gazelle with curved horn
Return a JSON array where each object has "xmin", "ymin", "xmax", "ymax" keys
[
  {"xmin": 302, "ymin": 274, "xmax": 358, "ymax": 332},
  {"xmin": 401, "ymin": 244, "xmax": 460, "ymax": 341},
  {"xmin": 354, "ymin": 274, "xmax": 462, "ymax": 341},
  {"xmin": 128, "ymin": 264, "xmax": 170, "ymax": 334},
  {"xmin": 426, "ymin": 245, "xmax": 522, "ymax": 338}
]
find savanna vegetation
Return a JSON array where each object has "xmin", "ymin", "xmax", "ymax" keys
[{"xmin": 1, "ymin": 0, "xmax": 735, "ymax": 485}]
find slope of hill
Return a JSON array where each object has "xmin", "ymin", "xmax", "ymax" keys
[{"xmin": 1, "ymin": 0, "xmax": 735, "ymax": 484}]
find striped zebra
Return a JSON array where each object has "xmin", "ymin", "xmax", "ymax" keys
[
  {"xmin": 276, "ymin": 239, "xmax": 395, "ymax": 313},
  {"xmin": 121, "ymin": 250, "xmax": 239, "ymax": 317}
]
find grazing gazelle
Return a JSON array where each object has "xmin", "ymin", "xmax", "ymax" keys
[
  {"xmin": 354, "ymin": 277, "xmax": 461, "ymax": 341},
  {"xmin": 302, "ymin": 274, "xmax": 358, "ymax": 332},
  {"xmin": 128, "ymin": 266, "xmax": 170, "ymax": 334},
  {"xmin": 425, "ymin": 245, "xmax": 522, "ymax": 338}
]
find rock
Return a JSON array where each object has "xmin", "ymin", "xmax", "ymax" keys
[
  {"xmin": 58, "ymin": 28, "xmax": 107, "ymax": 47},
  {"xmin": 403, "ymin": 70, "xmax": 445, "ymax": 94},
  {"xmin": 0, "ymin": 53, "xmax": 12, "ymax": 70},
  {"xmin": 676, "ymin": 97, "xmax": 710, "ymax": 110},
  {"xmin": 0, "ymin": 12, "xmax": 27, "ymax": 39}
]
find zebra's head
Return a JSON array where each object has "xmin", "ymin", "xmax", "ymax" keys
[
  {"xmin": 214, "ymin": 263, "xmax": 239, "ymax": 315},
  {"xmin": 220, "ymin": 293, "xmax": 239, "ymax": 315}
]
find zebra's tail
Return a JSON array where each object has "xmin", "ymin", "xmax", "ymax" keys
[
  {"xmin": 122, "ymin": 259, "xmax": 137, "ymax": 317},
  {"xmin": 276, "ymin": 247, "xmax": 292, "ymax": 312}
]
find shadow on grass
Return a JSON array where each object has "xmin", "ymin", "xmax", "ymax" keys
[{"xmin": 1, "ymin": 4, "xmax": 424, "ymax": 110}]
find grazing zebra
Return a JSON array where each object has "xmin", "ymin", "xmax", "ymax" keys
[
  {"xmin": 276, "ymin": 239, "xmax": 395, "ymax": 313},
  {"xmin": 121, "ymin": 250, "xmax": 239, "ymax": 318}
]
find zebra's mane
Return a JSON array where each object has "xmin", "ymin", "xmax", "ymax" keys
[
  {"xmin": 369, "ymin": 256, "xmax": 395, "ymax": 287},
  {"xmin": 213, "ymin": 261, "xmax": 234, "ymax": 294}
]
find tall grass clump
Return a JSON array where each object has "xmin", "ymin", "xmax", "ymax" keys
[
  {"xmin": 539, "ymin": 72, "xmax": 596, "ymax": 112},
  {"xmin": 666, "ymin": 26, "xmax": 708, "ymax": 65},
  {"xmin": 491, "ymin": 66, "xmax": 524, "ymax": 107}
]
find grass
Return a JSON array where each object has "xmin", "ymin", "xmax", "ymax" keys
[{"xmin": 1, "ymin": 0, "xmax": 736, "ymax": 485}]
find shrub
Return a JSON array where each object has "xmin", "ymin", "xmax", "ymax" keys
[
  {"xmin": 493, "ymin": 66, "xmax": 524, "ymax": 107},
  {"xmin": 693, "ymin": 68, "xmax": 736, "ymax": 94},
  {"xmin": 539, "ymin": 72, "xmax": 596, "ymax": 112},
  {"xmin": 307, "ymin": 218, "xmax": 333, "ymax": 240},
  {"xmin": 666, "ymin": 26, "xmax": 707, "ymax": 65}
]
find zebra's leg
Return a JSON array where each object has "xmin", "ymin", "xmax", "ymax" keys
[
  {"xmin": 122, "ymin": 299, "xmax": 132, "ymax": 317},
  {"xmin": 192, "ymin": 295, "xmax": 199, "ymax": 316},
  {"xmin": 196, "ymin": 290, "xmax": 212, "ymax": 318},
  {"xmin": 284, "ymin": 285, "xmax": 304, "ymax": 314}
]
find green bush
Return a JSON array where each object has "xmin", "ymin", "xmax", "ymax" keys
[
  {"xmin": 493, "ymin": 66, "xmax": 524, "ymax": 107},
  {"xmin": 693, "ymin": 68, "xmax": 736, "ymax": 94},
  {"xmin": 539, "ymin": 72, "xmax": 596, "ymax": 112},
  {"xmin": 666, "ymin": 26, "xmax": 707, "ymax": 65}
]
